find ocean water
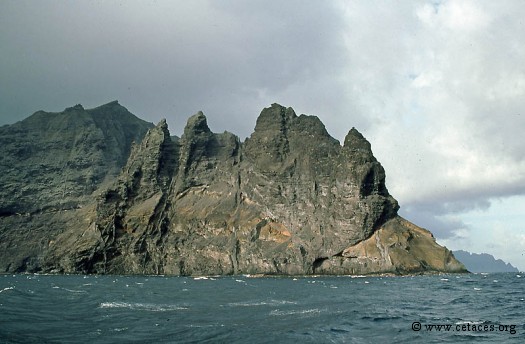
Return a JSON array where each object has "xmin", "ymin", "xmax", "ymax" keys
[{"xmin": 0, "ymin": 273, "xmax": 523, "ymax": 343}]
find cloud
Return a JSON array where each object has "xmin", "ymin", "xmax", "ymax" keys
[
  {"xmin": 337, "ymin": 1, "xmax": 525, "ymax": 207},
  {"xmin": 0, "ymin": 0, "xmax": 350, "ymax": 139},
  {"xmin": 417, "ymin": 0, "xmax": 491, "ymax": 32},
  {"xmin": 438, "ymin": 195, "xmax": 525, "ymax": 270}
]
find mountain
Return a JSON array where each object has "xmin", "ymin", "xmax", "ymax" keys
[
  {"xmin": 453, "ymin": 250, "xmax": 519, "ymax": 273},
  {"xmin": 0, "ymin": 101, "xmax": 153, "ymax": 272},
  {"xmin": 0, "ymin": 102, "xmax": 466, "ymax": 275}
]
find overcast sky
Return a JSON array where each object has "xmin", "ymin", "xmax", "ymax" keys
[{"xmin": 1, "ymin": 0, "xmax": 524, "ymax": 270}]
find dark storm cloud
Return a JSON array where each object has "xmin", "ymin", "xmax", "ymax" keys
[{"xmin": 0, "ymin": 0, "xmax": 349, "ymax": 139}]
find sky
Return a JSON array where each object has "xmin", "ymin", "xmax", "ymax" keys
[{"xmin": 1, "ymin": 0, "xmax": 524, "ymax": 270}]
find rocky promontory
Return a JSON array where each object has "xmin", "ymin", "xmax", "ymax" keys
[{"xmin": 0, "ymin": 102, "xmax": 466, "ymax": 275}]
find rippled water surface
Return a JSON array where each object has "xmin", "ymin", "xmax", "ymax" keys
[{"xmin": 1, "ymin": 273, "xmax": 524, "ymax": 343}]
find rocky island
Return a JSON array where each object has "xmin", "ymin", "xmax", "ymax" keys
[
  {"xmin": 0, "ymin": 102, "xmax": 466, "ymax": 275},
  {"xmin": 453, "ymin": 250, "xmax": 519, "ymax": 273}
]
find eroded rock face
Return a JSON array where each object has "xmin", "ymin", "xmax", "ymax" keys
[
  {"xmin": 0, "ymin": 101, "xmax": 153, "ymax": 272},
  {"xmin": 37, "ymin": 103, "xmax": 465, "ymax": 275}
]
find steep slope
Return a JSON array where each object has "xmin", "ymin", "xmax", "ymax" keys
[
  {"xmin": 0, "ymin": 101, "xmax": 153, "ymax": 271},
  {"xmin": 42, "ymin": 103, "xmax": 465, "ymax": 275}
]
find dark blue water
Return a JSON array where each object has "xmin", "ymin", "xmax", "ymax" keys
[{"xmin": 0, "ymin": 273, "xmax": 524, "ymax": 343}]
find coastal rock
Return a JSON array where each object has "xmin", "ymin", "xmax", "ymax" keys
[
  {"xmin": 315, "ymin": 217, "xmax": 465, "ymax": 274},
  {"xmin": 1, "ymin": 102, "xmax": 466, "ymax": 275}
]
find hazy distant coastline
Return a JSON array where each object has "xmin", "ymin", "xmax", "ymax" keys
[{"xmin": 453, "ymin": 250, "xmax": 519, "ymax": 273}]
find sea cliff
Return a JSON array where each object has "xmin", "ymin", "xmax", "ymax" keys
[{"xmin": 0, "ymin": 102, "xmax": 466, "ymax": 275}]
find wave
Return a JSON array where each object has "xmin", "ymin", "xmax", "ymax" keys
[
  {"xmin": 269, "ymin": 308, "xmax": 326, "ymax": 316},
  {"xmin": 0, "ymin": 286, "xmax": 14, "ymax": 293},
  {"xmin": 361, "ymin": 315, "xmax": 402, "ymax": 322},
  {"xmin": 193, "ymin": 276, "xmax": 218, "ymax": 280},
  {"xmin": 51, "ymin": 286, "xmax": 88, "ymax": 293},
  {"xmin": 455, "ymin": 320, "xmax": 485, "ymax": 325},
  {"xmin": 228, "ymin": 299, "xmax": 297, "ymax": 307},
  {"xmin": 99, "ymin": 302, "xmax": 188, "ymax": 312}
]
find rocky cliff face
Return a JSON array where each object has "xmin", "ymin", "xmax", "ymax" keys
[
  {"xmin": 0, "ymin": 101, "xmax": 153, "ymax": 272},
  {"xmin": 1, "ymin": 102, "xmax": 466, "ymax": 275}
]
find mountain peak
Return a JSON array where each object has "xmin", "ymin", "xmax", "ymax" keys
[
  {"xmin": 157, "ymin": 118, "xmax": 168, "ymax": 130},
  {"xmin": 98, "ymin": 100, "xmax": 120, "ymax": 107},
  {"xmin": 253, "ymin": 104, "xmax": 297, "ymax": 133},
  {"xmin": 64, "ymin": 104, "xmax": 85, "ymax": 112},
  {"xmin": 344, "ymin": 127, "xmax": 372, "ymax": 151},
  {"xmin": 184, "ymin": 111, "xmax": 210, "ymax": 136}
]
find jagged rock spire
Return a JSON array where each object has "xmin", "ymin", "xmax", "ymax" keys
[
  {"xmin": 184, "ymin": 111, "xmax": 211, "ymax": 137},
  {"xmin": 344, "ymin": 127, "xmax": 372, "ymax": 152}
]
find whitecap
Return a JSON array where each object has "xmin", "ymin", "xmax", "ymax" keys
[
  {"xmin": 185, "ymin": 324, "xmax": 225, "ymax": 328},
  {"xmin": 456, "ymin": 321, "xmax": 484, "ymax": 325},
  {"xmin": 269, "ymin": 308, "xmax": 325, "ymax": 316},
  {"xmin": 440, "ymin": 278, "xmax": 449, "ymax": 281},
  {"xmin": 112, "ymin": 327, "xmax": 128, "ymax": 332},
  {"xmin": 0, "ymin": 287, "xmax": 14, "ymax": 293},
  {"xmin": 193, "ymin": 277, "xmax": 208, "ymax": 280},
  {"xmin": 99, "ymin": 302, "xmax": 188, "ymax": 311},
  {"xmin": 63, "ymin": 288, "xmax": 87, "ymax": 294},
  {"xmin": 228, "ymin": 300, "xmax": 297, "ymax": 307},
  {"xmin": 473, "ymin": 287, "xmax": 482, "ymax": 291}
]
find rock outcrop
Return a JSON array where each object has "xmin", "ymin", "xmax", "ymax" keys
[
  {"xmin": 0, "ymin": 101, "xmax": 153, "ymax": 272},
  {"xmin": 0, "ymin": 102, "xmax": 466, "ymax": 275}
]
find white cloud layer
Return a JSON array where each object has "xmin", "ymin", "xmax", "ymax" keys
[{"xmin": 1, "ymin": 0, "xmax": 524, "ymax": 268}]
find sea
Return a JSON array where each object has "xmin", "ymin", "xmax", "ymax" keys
[{"xmin": 0, "ymin": 272, "xmax": 523, "ymax": 343}]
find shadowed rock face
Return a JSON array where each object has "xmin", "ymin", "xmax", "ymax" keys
[
  {"xmin": 0, "ymin": 102, "xmax": 466, "ymax": 275},
  {"xmin": 0, "ymin": 101, "xmax": 153, "ymax": 215},
  {"xmin": 0, "ymin": 101, "xmax": 153, "ymax": 272}
]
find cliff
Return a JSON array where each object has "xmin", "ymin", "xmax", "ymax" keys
[
  {"xmin": 0, "ymin": 101, "xmax": 153, "ymax": 271},
  {"xmin": 0, "ymin": 102, "xmax": 466, "ymax": 275}
]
